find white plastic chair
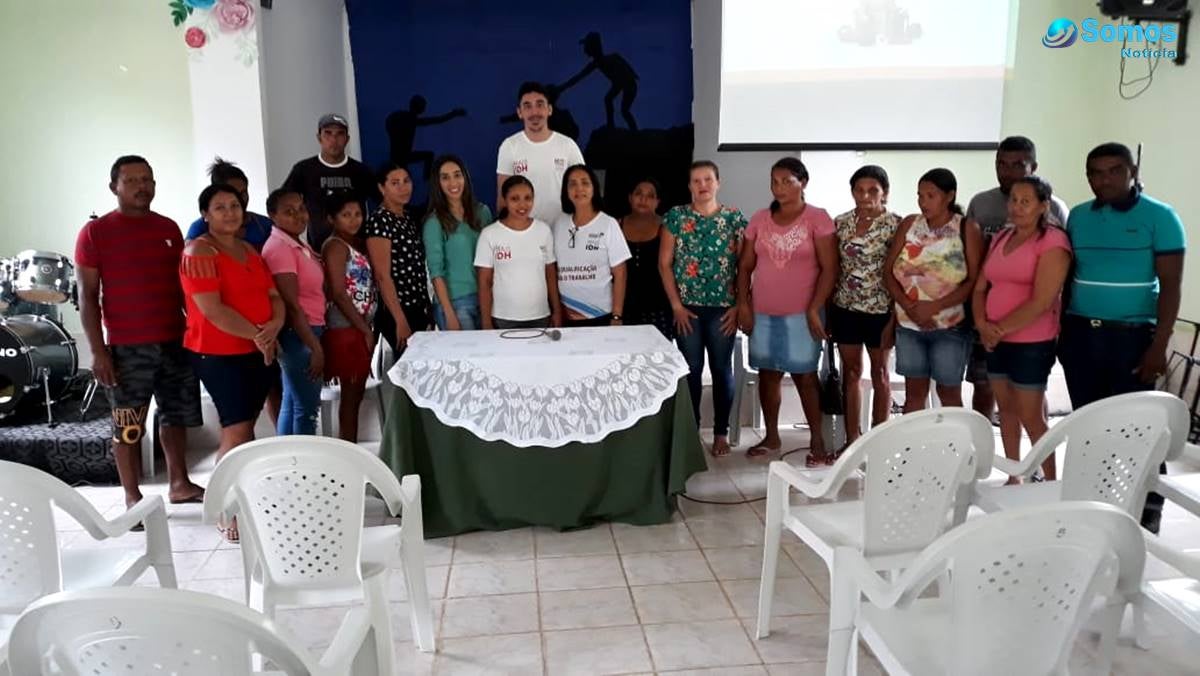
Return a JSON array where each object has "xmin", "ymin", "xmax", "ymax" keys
[
  {"xmin": 0, "ymin": 461, "xmax": 175, "ymax": 669},
  {"xmin": 729, "ymin": 332, "xmax": 762, "ymax": 447},
  {"xmin": 756, "ymin": 408, "xmax": 994, "ymax": 675},
  {"xmin": 831, "ymin": 502, "xmax": 1145, "ymax": 676},
  {"xmin": 203, "ymin": 436, "xmax": 435, "ymax": 671},
  {"xmin": 1137, "ymin": 538, "xmax": 1200, "ymax": 647},
  {"xmin": 1154, "ymin": 441, "xmax": 1200, "ymax": 518},
  {"xmin": 7, "ymin": 587, "xmax": 326, "ymax": 675},
  {"xmin": 973, "ymin": 391, "xmax": 1190, "ymax": 516}
]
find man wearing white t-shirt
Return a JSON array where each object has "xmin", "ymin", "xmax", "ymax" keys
[{"xmin": 496, "ymin": 82, "xmax": 585, "ymax": 226}]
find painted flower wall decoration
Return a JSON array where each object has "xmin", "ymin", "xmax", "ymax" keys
[{"xmin": 169, "ymin": 0, "xmax": 257, "ymax": 66}]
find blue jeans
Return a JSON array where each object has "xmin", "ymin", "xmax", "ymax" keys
[
  {"xmin": 895, "ymin": 326, "xmax": 972, "ymax": 387},
  {"xmin": 433, "ymin": 293, "xmax": 480, "ymax": 330},
  {"xmin": 676, "ymin": 305, "xmax": 736, "ymax": 437},
  {"xmin": 277, "ymin": 325, "xmax": 324, "ymax": 435}
]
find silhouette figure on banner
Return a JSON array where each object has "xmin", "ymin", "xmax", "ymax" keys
[
  {"xmin": 497, "ymin": 83, "xmax": 581, "ymax": 141},
  {"xmin": 386, "ymin": 95, "xmax": 466, "ymax": 178},
  {"xmin": 558, "ymin": 32, "xmax": 639, "ymax": 130},
  {"xmin": 494, "ymin": 29, "xmax": 691, "ymax": 217}
]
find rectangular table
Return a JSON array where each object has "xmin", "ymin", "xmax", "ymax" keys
[{"xmin": 379, "ymin": 326, "xmax": 706, "ymax": 538}]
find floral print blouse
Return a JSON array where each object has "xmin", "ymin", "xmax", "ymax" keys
[
  {"xmin": 663, "ymin": 205, "xmax": 748, "ymax": 307},
  {"xmin": 832, "ymin": 209, "xmax": 902, "ymax": 315},
  {"xmin": 892, "ymin": 214, "xmax": 968, "ymax": 330}
]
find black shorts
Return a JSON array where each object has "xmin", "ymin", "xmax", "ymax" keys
[
  {"xmin": 829, "ymin": 305, "xmax": 891, "ymax": 349},
  {"xmin": 967, "ymin": 338, "xmax": 990, "ymax": 385},
  {"xmin": 985, "ymin": 340, "xmax": 1057, "ymax": 390},
  {"xmin": 105, "ymin": 341, "xmax": 202, "ymax": 445},
  {"xmin": 189, "ymin": 351, "xmax": 278, "ymax": 427}
]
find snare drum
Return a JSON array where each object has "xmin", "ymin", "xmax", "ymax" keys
[{"xmin": 13, "ymin": 250, "xmax": 75, "ymax": 304}]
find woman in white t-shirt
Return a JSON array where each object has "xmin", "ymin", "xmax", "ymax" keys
[
  {"xmin": 553, "ymin": 164, "xmax": 632, "ymax": 327},
  {"xmin": 474, "ymin": 175, "xmax": 562, "ymax": 330}
]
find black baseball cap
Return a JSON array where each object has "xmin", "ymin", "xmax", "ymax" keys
[{"xmin": 318, "ymin": 113, "xmax": 349, "ymax": 131}]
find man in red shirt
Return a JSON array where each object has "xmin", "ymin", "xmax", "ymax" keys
[{"xmin": 75, "ymin": 155, "xmax": 206, "ymax": 510}]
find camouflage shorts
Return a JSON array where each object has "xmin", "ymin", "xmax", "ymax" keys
[{"xmin": 104, "ymin": 341, "xmax": 202, "ymax": 445}]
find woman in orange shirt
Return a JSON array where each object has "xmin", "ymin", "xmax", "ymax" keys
[{"xmin": 180, "ymin": 183, "xmax": 285, "ymax": 542}]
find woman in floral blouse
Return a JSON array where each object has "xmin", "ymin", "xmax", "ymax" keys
[
  {"xmin": 830, "ymin": 165, "xmax": 902, "ymax": 447},
  {"xmin": 659, "ymin": 161, "xmax": 748, "ymax": 457}
]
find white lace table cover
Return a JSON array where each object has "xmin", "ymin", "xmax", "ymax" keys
[{"xmin": 388, "ymin": 325, "xmax": 690, "ymax": 447}]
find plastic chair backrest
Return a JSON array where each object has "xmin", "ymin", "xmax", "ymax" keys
[
  {"xmin": 7, "ymin": 587, "xmax": 319, "ymax": 676},
  {"xmin": 891, "ymin": 503, "xmax": 1144, "ymax": 676},
  {"xmin": 1057, "ymin": 391, "xmax": 1189, "ymax": 512},
  {"xmin": 859, "ymin": 409, "xmax": 993, "ymax": 557},
  {"xmin": 0, "ymin": 461, "xmax": 110, "ymax": 612},
  {"xmin": 205, "ymin": 437, "xmax": 405, "ymax": 594}
]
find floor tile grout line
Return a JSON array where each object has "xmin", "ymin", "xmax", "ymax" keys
[
  {"xmin": 682, "ymin": 509, "xmax": 768, "ymax": 668},
  {"xmin": 431, "ymin": 534, "xmax": 456, "ymax": 658},
  {"xmin": 601, "ymin": 517, "xmax": 657, "ymax": 674},
  {"xmin": 531, "ymin": 526, "xmax": 549, "ymax": 676}
]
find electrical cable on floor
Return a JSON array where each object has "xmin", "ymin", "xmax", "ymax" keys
[{"xmin": 679, "ymin": 425, "xmax": 815, "ymax": 505}]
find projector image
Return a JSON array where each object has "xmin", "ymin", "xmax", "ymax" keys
[{"xmin": 839, "ymin": 0, "xmax": 923, "ymax": 46}]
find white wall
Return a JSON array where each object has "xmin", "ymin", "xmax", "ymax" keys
[
  {"xmin": 258, "ymin": 0, "xmax": 359, "ymax": 189},
  {"xmin": 0, "ymin": 1, "xmax": 198, "ymax": 334},
  {"xmin": 185, "ymin": 13, "xmax": 269, "ymax": 214}
]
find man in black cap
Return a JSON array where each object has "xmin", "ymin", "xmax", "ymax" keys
[{"xmin": 282, "ymin": 113, "xmax": 377, "ymax": 248}]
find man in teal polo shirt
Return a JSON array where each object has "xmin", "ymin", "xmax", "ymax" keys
[{"xmin": 1060, "ymin": 142, "xmax": 1186, "ymax": 533}]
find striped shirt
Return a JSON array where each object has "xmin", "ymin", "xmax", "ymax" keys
[
  {"xmin": 74, "ymin": 210, "xmax": 186, "ymax": 345},
  {"xmin": 1064, "ymin": 193, "xmax": 1185, "ymax": 323}
]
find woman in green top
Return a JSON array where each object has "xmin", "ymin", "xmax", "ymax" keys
[
  {"xmin": 660, "ymin": 160, "xmax": 748, "ymax": 457},
  {"xmin": 422, "ymin": 155, "xmax": 492, "ymax": 330}
]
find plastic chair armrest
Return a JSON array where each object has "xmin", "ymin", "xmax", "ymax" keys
[
  {"xmin": 769, "ymin": 452, "xmax": 862, "ymax": 500},
  {"xmin": 1181, "ymin": 442, "xmax": 1200, "ymax": 464},
  {"xmin": 95, "ymin": 495, "xmax": 166, "ymax": 539},
  {"xmin": 832, "ymin": 546, "xmax": 901, "ymax": 609},
  {"xmin": 1145, "ymin": 536, "xmax": 1200, "ymax": 580},
  {"xmin": 318, "ymin": 606, "xmax": 372, "ymax": 673}
]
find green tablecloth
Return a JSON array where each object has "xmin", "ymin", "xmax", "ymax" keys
[{"xmin": 380, "ymin": 380, "xmax": 707, "ymax": 538}]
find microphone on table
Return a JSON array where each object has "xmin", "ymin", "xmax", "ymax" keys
[{"xmin": 546, "ymin": 329, "xmax": 562, "ymax": 341}]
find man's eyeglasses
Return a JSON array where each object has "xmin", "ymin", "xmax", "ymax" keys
[{"xmin": 568, "ymin": 227, "xmax": 579, "ymax": 248}]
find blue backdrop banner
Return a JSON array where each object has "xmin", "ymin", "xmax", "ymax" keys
[{"xmin": 345, "ymin": 0, "xmax": 694, "ymax": 216}]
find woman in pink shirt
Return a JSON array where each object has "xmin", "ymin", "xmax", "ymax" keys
[
  {"xmin": 736, "ymin": 158, "xmax": 838, "ymax": 463},
  {"xmin": 972, "ymin": 176, "xmax": 1071, "ymax": 481},
  {"xmin": 261, "ymin": 188, "xmax": 327, "ymax": 435}
]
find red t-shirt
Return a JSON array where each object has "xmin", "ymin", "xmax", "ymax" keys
[
  {"xmin": 74, "ymin": 210, "xmax": 186, "ymax": 345},
  {"xmin": 180, "ymin": 245, "xmax": 276, "ymax": 355}
]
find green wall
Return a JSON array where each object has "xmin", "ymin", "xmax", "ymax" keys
[{"xmin": 0, "ymin": 1, "xmax": 196, "ymax": 332}]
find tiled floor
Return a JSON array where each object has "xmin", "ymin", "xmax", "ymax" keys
[{"xmin": 56, "ymin": 425, "xmax": 1200, "ymax": 675}]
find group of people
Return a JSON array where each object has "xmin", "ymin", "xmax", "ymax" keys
[
  {"xmin": 650, "ymin": 136, "xmax": 1183, "ymax": 534},
  {"xmin": 75, "ymin": 77, "xmax": 1185, "ymax": 538}
]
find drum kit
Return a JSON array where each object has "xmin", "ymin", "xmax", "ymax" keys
[{"xmin": 0, "ymin": 250, "xmax": 89, "ymax": 425}]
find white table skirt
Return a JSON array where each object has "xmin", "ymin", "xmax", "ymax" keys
[{"xmin": 388, "ymin": 325, "xmax": 690, "ymax": 448}]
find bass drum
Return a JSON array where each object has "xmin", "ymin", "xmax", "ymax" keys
[{"xmin": 0, "ymin": 314, "xmax": 78, "ymax": 419}]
